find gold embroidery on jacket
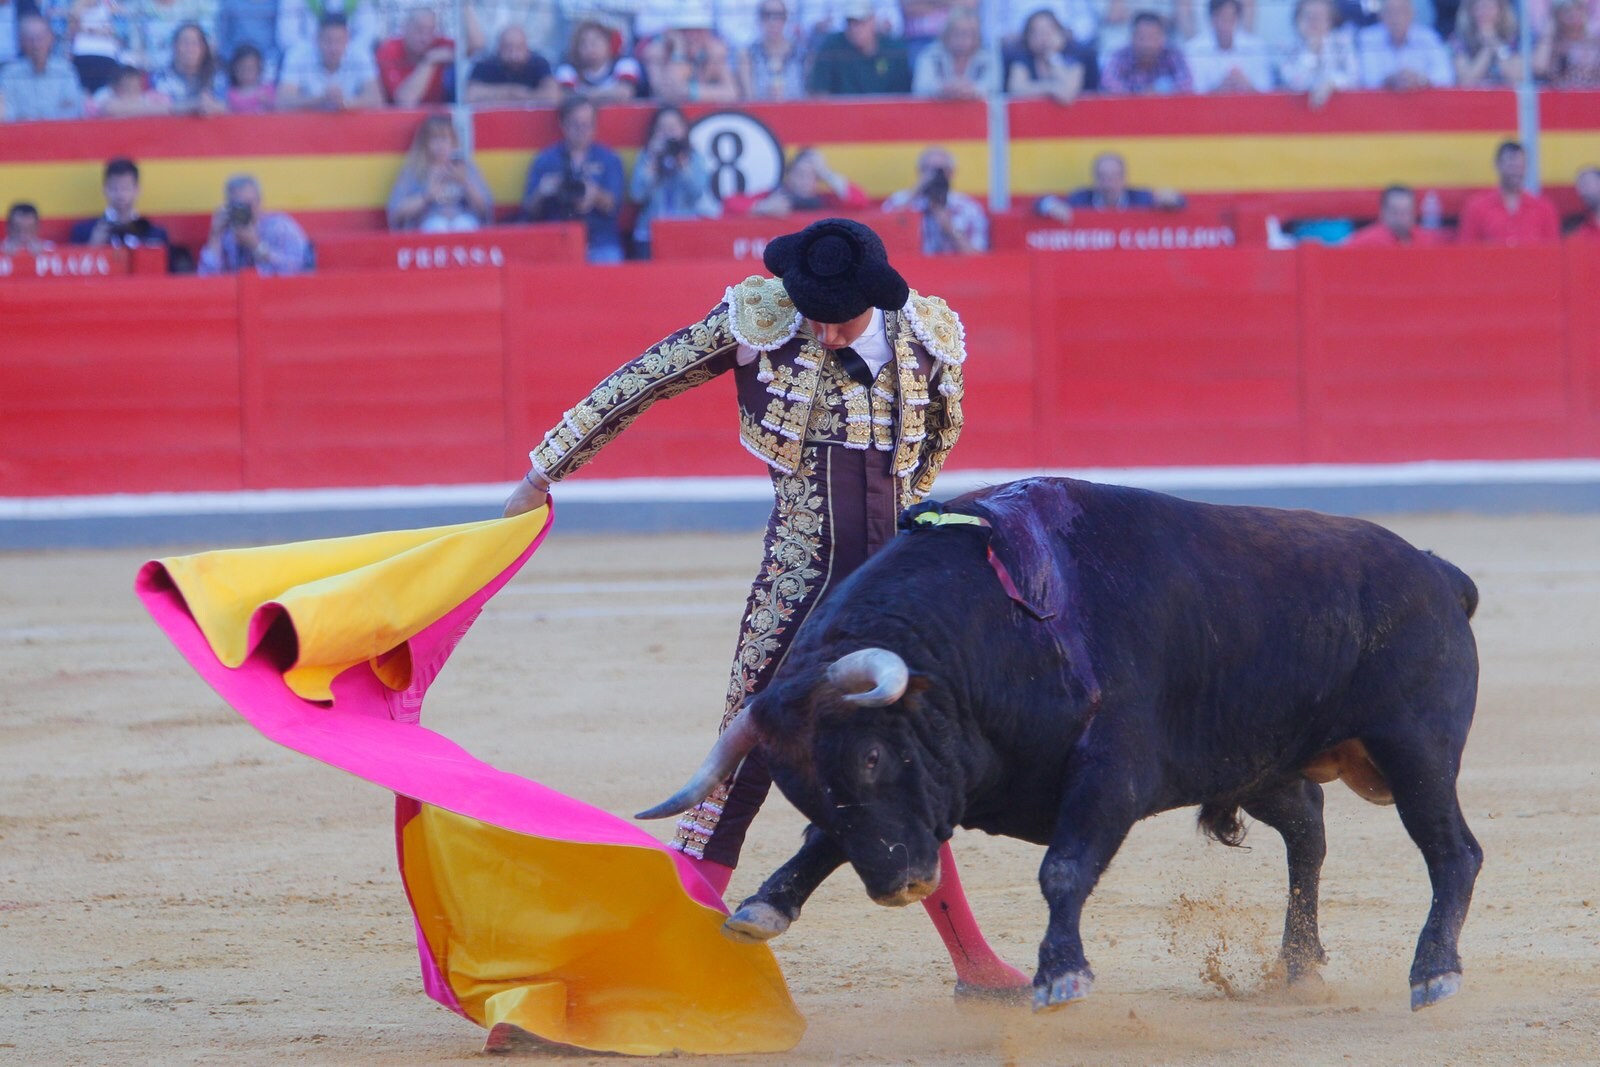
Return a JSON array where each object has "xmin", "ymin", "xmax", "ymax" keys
[
  {"xmin": 728, "ymin": 275, "xmax": 801, "ymax": 350},
  {"xmin": 673, "ymin": 450, "xmax": 826, "ymax": 858},
  {"xmin": 532, "ymin": 306, "xmax": 736, "ymax": 481},
  {"xmin": 904, "ymin": 291, "xmax": 967, "ymax": 366}
]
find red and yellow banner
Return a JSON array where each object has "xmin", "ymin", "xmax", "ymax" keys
[{"xmin": 2, "ymin": 92, "xmax": 1593, "ymax": 248}]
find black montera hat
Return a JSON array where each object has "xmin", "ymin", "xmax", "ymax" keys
[{"xmin": 762, "ymin": 218, "xmax": 909, "ymax": 324}]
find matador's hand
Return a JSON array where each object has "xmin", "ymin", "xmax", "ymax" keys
[{"xmin": 503, "ymin": 476, "xmax": 549, "ymax": 517}]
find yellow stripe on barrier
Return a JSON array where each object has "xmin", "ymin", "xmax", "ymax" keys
[
  {"xmin": 1009, "ymin": 131, "xmax": 1516, "ymax": 194},
  {"xmin": 0, "ymin": 154, "xmax": 409, "ymax": 217},
  {"xmin": 1541, "ymin": 133, "xmax": 1600, "ymax": 184},
  {"xmin": 3, "ymin": 131, "xmax": 1546, "ymax": 221}
]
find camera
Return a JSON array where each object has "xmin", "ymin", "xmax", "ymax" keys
[
  {"xmin": 921, "ymin": 168, "xmax": 951, "ymax": 209},
  {"xmin": 226, "ymin": 201, "xmax": 254, "ymax": 227},
  {"xmin": 658, "ymin": 137, "xmax": 688, "ymax": 175},
  {"xmin": 559, "ymin": 171, "xmax": 589, "ymax": 216}
]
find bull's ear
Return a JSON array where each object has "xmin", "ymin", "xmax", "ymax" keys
[
  {"xmin": 896, "ymin": 672, "xmax": 933, "ymax": 713},
  {"xmin": 971, "ymin": 480, "xmax": 1072, "ymax": 623}
]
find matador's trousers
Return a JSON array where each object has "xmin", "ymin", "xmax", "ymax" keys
[{"xmin": 671, "ymin": 444, "xmax": 901, "ymax": 865}]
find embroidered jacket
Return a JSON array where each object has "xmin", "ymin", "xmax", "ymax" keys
[{"xmin": 529, "ymin": 274, "xmax": 967, "ymax": 510}]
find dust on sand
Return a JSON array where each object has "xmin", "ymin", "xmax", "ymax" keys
[{"xmin": 2, "ymin": 514, "xmax": 1598, "ymax": 1065}]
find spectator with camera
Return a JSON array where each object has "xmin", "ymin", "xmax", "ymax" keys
[
  {"xmin": 881, "ymin": 144, "xmax": 988, "ymax": 255},
  {"xmin": 522, "ymin": 95, "xmax": 625, "ymax": 264},
  {"xmin": 277, "ymin": 12, "xmax": 383, "ymax": 110},
  {"xmin": 1, "ymin": 14, "xmax": 86, "ymax": 121},
  {"xmin": 465, "ymin": 25, "xmax": 559, "ymax": 105},
  {"xmin": 376, "ymin": 7, "xmax": 454, "ymax": 107},
  {"xmin": 198, "ymin": 173, "xmax": 309, "ymax": 275},
  {"xmin": 387, "ymin": 114, "xmax": 494, "ymax": 233},
  {"xmin": 1035, "ymin": 151, "xmax": 1186, "ymax": 222},
  {"xmin": 70, "ymin": 157, "xmax": 168, "ymax": 248},
  {"xmin": 627, "ymin": 104, "xmax": 720, "ymax": 259},
  {"xmin": 3, "ymin": 201, "xmax": 55, "ymax": 254}
]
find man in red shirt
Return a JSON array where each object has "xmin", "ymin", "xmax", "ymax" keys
[
  {"xmin": 376, "ymin": 8, "xmax": 454, "ymax": 106},
  {"xmin": 1457, "ymin": 141, "xmax": 1561, "ymax": 246},
  {"xmin": 1345, "ymin": 185, "xmax": 1448, "ymax": 247},
  {"xmin": 1570, "ymin": 166, "xmax": 1600, "ymax": 240}
]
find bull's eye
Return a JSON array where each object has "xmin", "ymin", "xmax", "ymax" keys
[{"xmin": 863, "ymin": 746, "xmax": 881, "ymax": 779}]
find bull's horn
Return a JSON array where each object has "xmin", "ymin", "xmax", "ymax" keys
[
  {"xmin": 635, "ymin": 708, "xmax": 760, "ymax": 820},
  {"xmin": 828, "ymin": 648, "xmax": 909, "ymax": 707}
]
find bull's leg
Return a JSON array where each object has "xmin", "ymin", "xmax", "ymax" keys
[
  {"xmin": 1034, "ymin": 774, "xmax": 1142, "ymax": 1012},
  {"xmin": 1363, "ymin": 735, "xmax": 1482, "ymax": 1011},
  {"xmin": 722, "ymin": 825, "xmax": 845, "ymax": 943},
  {"xmin": 1243, "ymin": 778, "xmax": 1328, "ymax": 982}
]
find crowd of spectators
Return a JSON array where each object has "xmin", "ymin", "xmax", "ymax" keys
[
  {"xmin": 4, "ymin": 0, "xmax": 1600, "ymax": 123},
  {"xmin": 2, "ymin": 4, "xmax": 1598, "ymax": 270}
]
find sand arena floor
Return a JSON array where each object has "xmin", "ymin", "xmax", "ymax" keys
[{"xmin": 2, "ymin": 513, "xmax": 1598, "ymax": 1065}]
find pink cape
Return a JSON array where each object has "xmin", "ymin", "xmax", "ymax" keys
[{"xmin": 134, "ymin": 505, "xmax": 804, "ymax": 1056}]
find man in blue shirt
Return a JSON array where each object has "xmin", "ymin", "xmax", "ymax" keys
[{"xmin": 522, "ymin": 95, "xmax": 625, "ymax": 264}]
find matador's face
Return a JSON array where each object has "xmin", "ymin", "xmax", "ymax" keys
[{"xmin": 806, "ymin": 308, "xmax": 874, "ymax": 350}]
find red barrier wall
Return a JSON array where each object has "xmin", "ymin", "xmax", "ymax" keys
[
  {"xmin": 0, "ymin": 276, "xmax": 242, "ymax": 494},
  {"xmin": 3, "ymin": 245, "xmax": 1597, "ymax": 498},
  {"xmin": 1567, "ymin": 240, "xmax": 1600, "ymax": 455},
  {"xmin": 1300, "ymin": 245, "xmax": 1571, "ymax": 462},
  {"xmin": 1035, "ymin": 248, "xmax": 1305, "ymax": 468}
]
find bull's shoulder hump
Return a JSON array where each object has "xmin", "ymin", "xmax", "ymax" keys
[
  {"xmin": 903, "ymin": 290, "xmax": 967, "ymax": 366},
  {"xmin": 726, "ymin": 275, "xmax": 801, "ymax": 351}
]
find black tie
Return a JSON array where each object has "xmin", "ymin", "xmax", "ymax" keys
[{"xmin": 835, "ymin": 345, "xmax": 875, "ymax": 387}]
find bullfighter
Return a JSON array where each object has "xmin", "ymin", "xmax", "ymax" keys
[{"xmin": 503, "ymin": 217, "xmax": 1028, "ymax": 996}]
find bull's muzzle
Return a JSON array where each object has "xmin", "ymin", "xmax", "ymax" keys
[
  {"xmin": 635, "ymin": 707, "xmax": 760, "ymax": 820},
  {"xmin": 870, "ymin": 878, "xmax": 941, "ymax": 907}
]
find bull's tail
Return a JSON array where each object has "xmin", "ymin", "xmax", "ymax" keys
[
  {"xmin": 1426, "ymin": 552, "xmax": 1479, "ymax": 619},
  {"xmin": 1197, "ymin": 802, "xmax": 1248, "ymax": 848}
]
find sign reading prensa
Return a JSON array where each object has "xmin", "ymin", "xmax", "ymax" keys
[
  {"xmin": 313, "ymin": 223, "xmax": 587, "ymax": 272},
  {"xmin": 397, "ymin": 244, "xmax": 507, "ymax": 270},
  {"xmin": 0, "ymin": 249, "xmax": 125, "ymax": 279}
]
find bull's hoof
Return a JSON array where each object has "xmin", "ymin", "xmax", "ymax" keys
[
  {"xmin": 1032, "ymin": 970, "xmax": 1093, "ymax": 1013},
  {"xmin": 1410, "ymin": 972, "xmax": 1462, "ymax": 1012},
  {"xmin": 954, "ymin": 979, "xmax": 1033, "ymax": 1006},
  {"xmin": 722, "ymin": 901, "xmax": 791, "ymax": 943}
]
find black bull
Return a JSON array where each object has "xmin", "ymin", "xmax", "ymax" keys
[{"xmin": 640, "ymin": 477, "xmax": 1482, "ymax": 1012}]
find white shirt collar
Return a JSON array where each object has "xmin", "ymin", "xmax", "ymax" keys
[{"xmin": 851, "ymin": 306, "xmax": 894, "ymax": 377}]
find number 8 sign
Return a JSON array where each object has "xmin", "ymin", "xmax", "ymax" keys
[{"xmin": 688, "ymin": 111, "xmax": 787, "ymax": 203}]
